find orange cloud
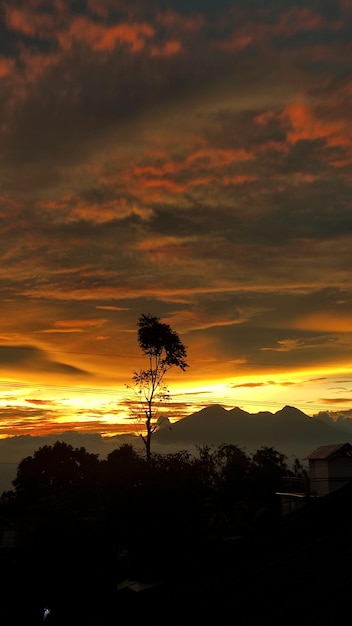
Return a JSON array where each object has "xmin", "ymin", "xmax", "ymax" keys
[
  {"xmin": 320, "ymin": 397, "xmax": 352, "ymax": 404},
  {"xmin": 5, "ymin": 6, "xmax": 56, "ymax": 37},
  {"xmin": 26, "ymin": 398, "xmax": 52, "ymax": 405},
  {"xmin": 255, "ymin": 111, "xmax": 277, "ymax": 126},
  {"xmin": 132, "ymin": 161, "xmax": 182, "ymax": 177},
  {"xmin": 261, "ymin": 339, "xmax": 306, "ymax": 352},
  {"xmin": 121, "ymin": 145, "xmax": 256, "ymax": 204},
  {"xmin": 133, "ymin": 238, "xmax": 194, "ymax": 264},
  {"xmin": 96, "ymin": 306, "xmax": 129, "ymax": 311},
  {"xmin": 293, "ymin": 172, "xmax": 317, "ymax": 183},
  {"xmin": 219, "ymin": 33, "xmax": 254, "ymax": 53},
  {"xmin": 125, "ymin": 146, "xmax": 255, "ymax": 201},
  {"xmin": 39, "ymin": 196, "xmax": 152, "ymax": 223},
  {"xmin": 60, "ymin": 16, "xmax": 155, "ymax": 52},
  {"xmin": 0, "ymin": 57, "xmax": 15, "ymax": 78},
  {"xmin": 223, "ymin": 175, "xmax": 257, "ymax": 185},
  {"xmin": 52, "ymin": 319, "xmax": 107, "ymax": 328},
  {"xmin": 219, "ymin": 6, "xmax": 338, "ymax": 54},
  {"xmin": 151, "ymin": 40, "xmax": 182, "ymax": 57},
  {"xmin": 135, "ymin": 177, "xmax": 188, "ymax": 193},
  {"xmin": 132, "ymin": 148, "xmax": 252, "ymax": 179},
  {"xmin": 283, "ymin": 103, "xmax": 351, "ymax": 149},
  {"xmin": 5, "ymin": 4, "xmax": 156, "ymax": 54},
  {"xmin": 186, "ymin": 148, "xmax": 253, "ymax": 167},
  {"xmin": 294, "ymin": 314, "xmax": 352, "ymax": 333}
]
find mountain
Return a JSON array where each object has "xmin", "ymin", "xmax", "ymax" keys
[
  {"xmin": 1, "ymin": 404, "xmax": 351, "ymax": 495},
  {"xmin": 154, "ymin": 404, "xmax": 352, "ymax": 461}
]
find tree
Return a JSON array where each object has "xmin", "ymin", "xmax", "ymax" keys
[
  {"xmin": 248, "ymin": 446, "xmax": 288, "ymax": 526},
  {"xmin": 12, "ymin": 441, "xmax": 100, "ymax": 508},
  {"xmin": 252, "ymin": 445, "xmax": 288, "ymax": 484},
  {"xmin": 129, "ymin": 313, "xmax": 188, "ymax": 462}
]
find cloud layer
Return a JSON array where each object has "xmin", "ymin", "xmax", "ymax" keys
[{"xmin": 0, "ymin": 0, "xmax": 352, "ymax": 439}]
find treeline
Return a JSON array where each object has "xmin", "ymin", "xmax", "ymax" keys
[
  {"xmin": 0, "ymin": 441, "xmax": 306, "ymax": 623},
  {"xmin": 1, "ymin": 441, "xmax": 304, "ymax": 572}
]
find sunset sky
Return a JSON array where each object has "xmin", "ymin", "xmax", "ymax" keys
[{"xmin": 1, "ymin": 0, "xmax": 352, "ymax": 440}]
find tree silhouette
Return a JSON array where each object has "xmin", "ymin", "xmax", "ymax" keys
[
  {"xmin": 12, "ymin": 441, "xmax": 100, "ymax": 508},
  {"xmin": 129, "ymin": 313, "xmax": 188, "ymax": 462}
]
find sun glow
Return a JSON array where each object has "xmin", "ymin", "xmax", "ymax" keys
[
  {"xmin": 0, "ymin": 360, "xmax": 351, "ymax": 440},
  {"xmin": 170, "ymin": 365, "xmax": 352, "ymax": 417}
]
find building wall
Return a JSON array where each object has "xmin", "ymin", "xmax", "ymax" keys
[
  {"xmin": 309, "ymin": 459, "xmax": 328, "ymax": 480},
  {"xmin": 309, "ymin": 457, "xmax": 352, "ymax": 495},
  {"xmin": 328, "ymin": 457, "xmax": 352, "ymax": 479}
]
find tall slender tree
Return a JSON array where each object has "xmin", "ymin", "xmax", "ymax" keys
[{"xmin": 129, "ymin": 313, "xmax": 188, "ymax": 462}]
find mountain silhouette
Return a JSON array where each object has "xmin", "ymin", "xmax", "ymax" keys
[
  {"xmin": 1, "ymin": 405, "xmax": 351, "ymax": 495},
  {"xmin": 154, "ymin": 404, "xmax": 352, "ymax": 461}
]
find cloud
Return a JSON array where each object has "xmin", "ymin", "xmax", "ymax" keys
[
  {"xmin": 0, "ymin": 0, "xmax": 351, "ymax": 438},
  {"xmin": 0, "ymin": 345, "xmax": 90, "ymax": 377},
  {"xmin": 319, "ymin": 397, "xmax": 352, "ymax": 404},
  {"xmin": 232, "ymin": 381, "xmax": 296, "ymax": 389}
]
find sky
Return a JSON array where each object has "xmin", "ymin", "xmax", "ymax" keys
[{"xmin": 0, "ymin": 0, "xmax": 352, "ymax": 443}]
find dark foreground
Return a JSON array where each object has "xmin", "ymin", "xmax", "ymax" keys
[{"xmin": 1, "ymin": 483, "xmax": 352, "ymax": 626}]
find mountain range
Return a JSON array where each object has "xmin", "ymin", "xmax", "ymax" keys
[
  {"xmin": 1, "ymin": 404, "xmax": 352, "ymax": 494},
  {"xmin": 154, "ymin": 404, "xmax": 352, "ymax": 461}
]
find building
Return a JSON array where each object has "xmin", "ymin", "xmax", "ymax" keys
[{"xmin": 304, "ymin": 442, "xmax": 352, "ymax": 496}]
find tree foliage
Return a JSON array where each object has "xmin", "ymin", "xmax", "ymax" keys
[
  {"xmin": 1, "ymin": 438, "xmax": 295, "ymax": 585},
  {"xmin": 12, "ymin": 441, "xmax": 100, "ymax": 508},
  {"xmin": 129, "ymin": 313, "xmax": 188, "ymax": 461}
]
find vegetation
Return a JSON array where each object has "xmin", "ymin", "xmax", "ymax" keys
[
  {"xmin": 0, "ymin": 320, "xmax": 339, "ymax": 623},
  {"xmin": 1, "ymin": 441, "xmax": 294, "ymax": 568},
  {"xmin": 128, "ymin": 313, "xmax": 188, "ymax": 462},
  {"xmin": 0, "ymin": 438, "xmax": 311, "ymax": 623}
]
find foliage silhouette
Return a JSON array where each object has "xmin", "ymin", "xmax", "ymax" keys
[
  {"xmin": 128, "ymin": 313, "xmax": 188, "ymax": 462},
  {"xmin": 2, "ymin": 437, "xmax": 351, "ymax": 626},
  {"xmin": 12, "ymin": 441, "xmax": 100, "ymax": 508},
  {"xmin": 0, "ymin": 440, "xmax": 294, "ymax": 594}
]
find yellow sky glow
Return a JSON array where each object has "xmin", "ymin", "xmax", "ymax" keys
[{"xmin": 0, "ymin": 0, "xmax": 352, "ymax": 442}]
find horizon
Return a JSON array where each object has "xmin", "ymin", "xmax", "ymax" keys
[
  {"xmin": 1, "ymin": 1, "xmax": 352, "ymax": 440},
  {"xmin": 1, "ymin": 401, "xmax": 352, "ymax": 496}
]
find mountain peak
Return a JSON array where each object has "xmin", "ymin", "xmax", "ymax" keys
[
  {"xmin": 276, "ymin": 405, "xmax": 311, "ymax": 420},
  {"xmin": 195, "ymin": 404, "xmax": 228, "ymax": 417},
  {"xmin": 154, "ymin": 404, "xmax": 352, "ymax": 460}
]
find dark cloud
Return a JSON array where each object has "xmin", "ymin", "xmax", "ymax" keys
[
  {"xmin": 0, "ymin": 345, "xmax": 90, "ymax": 376},
  {"xmin": 0, "ymin": 0, "xmax": 351, "ymax": 437},
  {"xmin": 319, "ymin": 397, "xmax": 352, "ymax": 404}
]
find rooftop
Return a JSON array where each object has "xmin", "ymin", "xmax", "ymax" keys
[{"xmin": 304, "ymin": 442, "xmax": 352, "ymax": 460}]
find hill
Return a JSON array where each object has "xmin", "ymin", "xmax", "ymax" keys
[
  {"xmin": 155, "ymin": 404, "xmax": 352, "ymax": 461},
  {"xmin": 1, "ymin": 404, "xmax": 351, "ymax": 494}
]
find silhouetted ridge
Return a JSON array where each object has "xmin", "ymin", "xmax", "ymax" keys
[
  {"xmin": 228, "ymin": 406, "xmax": 251, "ymax": 418},
  {"xmin": 190, "ymin": 404, "xmax": 229, "ymax": 420},
  {"xmin": 275, "ymin": 405, "xmax": 312, "ymax": 420},
  {"xmin": 155, "ymin": 404, "xmax": 352, "ymax": 459}
]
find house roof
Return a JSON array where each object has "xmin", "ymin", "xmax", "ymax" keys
[{"xmin": 304, "ymin": 443, "xmax": 352, "ymax": 460}]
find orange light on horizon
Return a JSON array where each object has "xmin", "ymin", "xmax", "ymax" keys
[{"xmin": 0, "ymin": 361, "xmax": 351, "ymax": 439}]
